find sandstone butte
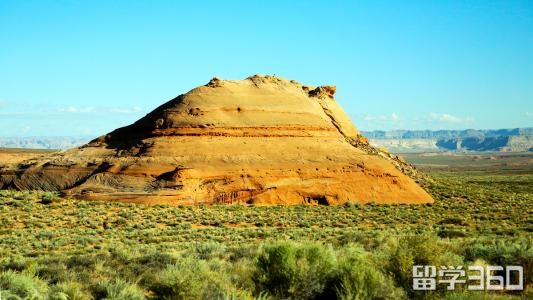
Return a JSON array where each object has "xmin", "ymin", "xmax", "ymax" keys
[{"xmin": 0, "ymin": 75, "xmax": 434, "ymax": 205}]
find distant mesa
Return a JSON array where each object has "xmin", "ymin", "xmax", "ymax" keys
[
  {"xmin": 365, "ymin": 128, "xmax": 533, "ymax": 153},
  {"xmin": 0, "ymin": 75, "xmax": 433, "ymax": 205},
  {"xmin": 0, "ymin": 137, "xmax": 90, "ymax": 150}
]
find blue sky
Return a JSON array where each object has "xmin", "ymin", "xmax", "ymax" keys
[{"xmin": 0, "ymin": 0, "xmax": 532, "ymax": 137}]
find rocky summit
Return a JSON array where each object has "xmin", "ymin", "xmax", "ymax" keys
[{"xmin": 0, "ymin": 75, "xmax": 433, "ymax": 205}]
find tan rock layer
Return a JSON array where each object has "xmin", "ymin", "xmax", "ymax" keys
[{"xmin": 0, "ymin": 75, "xmax": 433, "ymax": 205}]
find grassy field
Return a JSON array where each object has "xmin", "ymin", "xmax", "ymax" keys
[
  {"xmin": 402, "ymin": 151, "xmax": 533, "ymax": 174},
  {"xmin": 0, "ymin": 151, "xmax": 531, "ymax": 299}
]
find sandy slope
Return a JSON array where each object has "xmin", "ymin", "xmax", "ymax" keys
[
  {"xmin": 0, "ymin": 148, "xmax": 55, "ymax": 164},
  {"xmin": 0, "ymin": 75, "xmax": 433, "ymax": 205}
]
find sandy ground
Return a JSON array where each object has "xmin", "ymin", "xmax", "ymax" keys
[{"xmin": 0, "ymin": 148, "xmax": 57, "ymax": 164}]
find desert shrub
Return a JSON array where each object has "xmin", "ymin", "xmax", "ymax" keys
[
  {"xmin": 135, "ymin": 252, "xmax": 177, "ymax": 269},
  {"xmin": 254, "ymin": 241, "xmax": 336, "ymax": 299},
  {"xmin": 0, "ymin": 270, "xmax": 48, "ymax": 299},
  {"xmin": 438, "ymin": 229, "xmax": 469, "ymax": 238},
  {"xmin": 464, "ymin": 238, "xmax": 533, "ymax": 285},
  {"xmin": 65, "ymin": 255, "xmax": 97, "ymax": 270},
  {"xmin": 93, "ymin": 279, "xmax": 145, "ymax": 300},
  {"xmin": 386, "ymin": 239, "xmax": 415, "ymax": 291},
  {"xmin": 35, "ymin": 260, "xmax": 70, "ymax": 284},
  {"xmin": 333, "ymin": 244, "xmax": 404, "ymax": 300},
  {"xmin": 149, "ymin": 257, "xmax": 229, "ymax": 300},
  {"xmin": 195, "ymin": 241, "xmax": 227, "ymax": 260},
  {"xmin": 441, "ymin": 291, "xmax": 519, "ymax": 300},
  {"xmin": 464, "ymin": 238, "xmax": 532, "ymax": 265},
  {"xmin": 223, "ymin": 257, "xmax": 256, "ymax": 295},
  {"xmin": 107, "ymin": 246, "xmax": 139, "ymax": 264},
  {"xmin": 40, "ymin": 192, "xmax": 60, "ymax": 205},
  {"xmin": 13, "ymin": 191, "xmax": 32, "ymax": 201},
  {"xmin": 227, "ymin": 244, "xmax": 258, "ymax": 261},
  {"xmin": 437, "ymin": 217, "xmax": 468, "ymax": 226},
  {"xmin": 0, "ymin": 256, "xmax": 28, "ymax": 273},
  {"xmin": 386, "ymin": 234, "xmax": 463, "ymax": 295},
  {"xmin": 48, "ymin": 281, "xmax": 91, "ymax": 300}
]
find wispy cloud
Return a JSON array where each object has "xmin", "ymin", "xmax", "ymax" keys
[
  {"xmin": 362, "ymin": 113, "xmax": 400, "ymax": 122},
  {"xmin": 108, "ymin": 106, "xmax": 144, "ymax": 114},
  {"xmin": 427, "ymin": 112, "xmax": 471, "ymax": 124},
  {"xmin": 58, "ymin": 105, "xmax": 146, "ymax": 114},
  {"xmin": 357, "ymin": 111, "xmax": 476, "ymax": 131},
  {"xmin": 526, "ymin": 112, "xmax": 533, "ymax": 118},
  {"xmin": 60, "ymin": 106, "xmax": 96, "ymax": 113}
]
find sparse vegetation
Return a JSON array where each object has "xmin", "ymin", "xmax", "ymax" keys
[{"xmin": 0, "ymin": 154, "xmax": 531, "ymax": 299}]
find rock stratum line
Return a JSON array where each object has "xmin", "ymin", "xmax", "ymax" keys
[{"xmin": 0, "ymin": 75, "xmax": 433, "ymax": 205}]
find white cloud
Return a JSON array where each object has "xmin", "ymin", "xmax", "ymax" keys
[
  {"xmin": 60, "ymin": 106, "xmax": 95, "ymax": 113},
  {"xmin": 362, "ymin": 113, "xmax": 400, "ymax": 122},
  {"xmin": 58, "ymin": 105, "xmax": 145, "ymax": 114},
  {"xmin": 526, "ymin": 112, "xmax": 533, "ymax": 118},
  {"xmin": 427, "ymin": 112, "xmax": 471, "ymax": 124},
  {"xmin": 108, "ymin": 106, "xmax": 144, "ymax": 114}
]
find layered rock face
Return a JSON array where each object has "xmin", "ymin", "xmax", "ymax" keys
[{"xmin": 0, "ymin": 75, "xmax": 433, "ymax": 205}]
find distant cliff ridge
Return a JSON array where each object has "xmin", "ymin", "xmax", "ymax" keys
[
  {"xmin": 1, "ymin": 128, "xmax": 532, "ymax": 153},
  {"xmin": 363, "ymin": 128, "xmax": 533, "ymax": 153},
  {"xmin": 0, "ymin": 137, "xmax": 90, "ymax": 150},
  {"xmin": 363, "ymin": 128, "xmax": 533, "ymax": 139}
]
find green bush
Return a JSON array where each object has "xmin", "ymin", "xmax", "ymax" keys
[
  {"xmin": 148, "ymin": 257, "xmax": 246, "ymax": 300},
  {"xmin": 48, "ymin": 281, "xmax": 91, "ymax": 300},
  {"xmin": 35, "ymin": 260, "xmax": 70, "ymax": 284},
  {"xmin": 464, "ymin": 238, "xmax": 533, "ymax": 285},
  {"xmin": 223, "ymin": 258, "xmax": 256, "ymax": 295},
  {"xmin": 94, "ymin": 279, "xmax": 145, "ymax": 300},
  {"xmin": 195, "ymin": 241, "xmax": 227, "ymax": 260},
  {"xmin": 254, "ymin": 241, "xmax": 336, "ymax": 299},
  {"xmin": 386, "ymin": 234, "xmax": 463, "ymax": 296},
  {"xmin": 135, "ymin": 252, "xmax": 177, "ymax": 269},
  {"xmin": 333, "ymin": 244, "xmax": 404, "ymax": 300},
  {"xmin": 0, "ymin": 270, "xmax": 48, "ymax": 299},
  {"xmin": 441, "ymin": 291, "xmax": 519, "ymax": 300},
  {"xmin": 40, "ymin": 192, "xmax": 60, "ymax": 205}
]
